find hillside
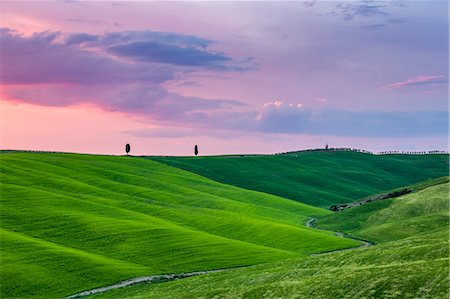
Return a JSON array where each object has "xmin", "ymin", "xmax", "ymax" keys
[
  {"xmin": 91, "ymin": 181, "xmax": 449, "ymax": 299},
  {"xmin": 0, "ymin": 152, "xmax": 359, "ymax": 298},
  {"xmin": 316, "ymin": 177, "xmax": 450, "ymax": 243},
  {"xmin": 150, "ymin": 151, "xmax": 449, "ymax": 207}
]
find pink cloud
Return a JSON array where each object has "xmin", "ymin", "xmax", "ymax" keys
[{"xmin": 380, "ymin": 75, "xmax": 447, "ymax": 90}]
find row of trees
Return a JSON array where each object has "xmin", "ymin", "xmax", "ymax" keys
[
  {"xmin": 275, "ymin": 147, "xmax": 448, "ymax": 156},
  {"xmin": 275, "ymin": 147, "xmax": 375, "ymax": 155},
  {"xmin": 124, "ymin": 144, "xmax": 448, "ymax": 156},
  {"xmin": 378, "ymin": 150, "xmax": 449, "ymax": 155}
]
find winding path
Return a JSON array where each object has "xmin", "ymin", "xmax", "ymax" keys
[
  {"xmin": 305, "ymin": 217, "xmax": 372, "ymax": 255},
  {"xmin": 64, "ymin": 219, "xmax": 373, "ymax": 298},
  {"xmin": 64, "ymin": 269, "xmax": 227, "ymax": 299}
]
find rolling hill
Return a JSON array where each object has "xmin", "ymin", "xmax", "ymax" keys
[
  {"xmin": 150, "ymin": 151, "xmax": 449, "ymax": 207},
  {"xmin": 91, "ymin": 180, "xmax": 449, "ymax": 299},
  {"xmin": 316, "ymin": 177, "xmax": 450, "ymax": 243},
  {"xmin": 0, "ymin": 152, "xmax": 359, "ymax": 298}
]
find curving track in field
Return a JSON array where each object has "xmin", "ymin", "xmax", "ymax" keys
[{"xmin": 305, "ymin": 217, "xmax": 372, "ymax": 255}]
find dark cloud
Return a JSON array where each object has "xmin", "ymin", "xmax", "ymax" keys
[
  {"xmin": 360, "ymin": 24, "xmax": 386, "ymax": 29},
  {"xmin": 334, "ymin": 3, "xmax": 389, "ymax": 20},
  {"xmin": 64, "ymin": 32, "xmax": 99, "ymax": 45},
  {"xmin": 387, "ymin": 18, "xmax": 408, "ymax": 24},
  {"xmin": 0, "ymin": 28, "xmax": 251, "ymax": 85},
  {"xmin": 97, "ymin": 30, "xmax": 212, "ymax": 48},
  {"xmin": 0, "ymin": 28, "xmax": 173, "ymax": 85},
  {"xmin": 107, "ymin": 41, "xmax": 231, "ymax": 68}
]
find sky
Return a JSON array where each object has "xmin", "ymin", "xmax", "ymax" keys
[{"xmin": 0, "ymin": 1, "xmax": 448, "ymax": 155}]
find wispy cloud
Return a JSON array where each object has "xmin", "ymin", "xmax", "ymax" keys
[
  {"xmin": 380, "ymin": 75, "xmax": 448, "ymax": 90},
  {"xmin": 332, "ymin": 3, "xmax": 389, "ymax": 21}
]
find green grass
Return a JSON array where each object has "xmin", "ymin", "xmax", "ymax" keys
[
  {"xmin": 90, "ymin": 181, "xmax": 450, "ymax": 299},
  {"xmin": 150, "ymin": 151, "xmax": 449, "ymax": 207},
  {"xmin": 316, "ymin": 178, "xmax": 450, "ymax": 243},
  {"xmin": 0, "ymin": 152, "xmax": 358, "ymax": 298}
]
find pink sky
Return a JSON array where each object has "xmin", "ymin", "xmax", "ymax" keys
[{"xmin": 0, "ymin": 1, "xmax": 448, "ymax": 155}]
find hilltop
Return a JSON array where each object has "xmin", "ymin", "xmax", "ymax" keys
[{"xmin": 151, "ymin": 151, "xmax": 449, "ymax": 207}]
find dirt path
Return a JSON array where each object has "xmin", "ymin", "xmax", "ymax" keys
[
  {"xmin": 305, "ymin": 217, "xmax": 372, "ymax": 255},
  {"xmin": 64, "ymin": 269, "xmax": 226, "ymax": 299},
  {"xmin": 65, "ymin": 220, "xmax": 372, "ymax": 298}
]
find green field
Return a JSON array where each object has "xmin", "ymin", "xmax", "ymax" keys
[
  {"xmin": 0, "ymin": 152, "xmax": 359, "ymax": 298},
  {"xmin": 150, "ymin": 151, "xmax": 449, "ymax": 207},
  {"xmin": 91, "ymin": 180, "xmax": 450, "ymax": 299},
  {"xmin": 316, "ymin": 177, "xmax": 450, "ymax": 243},
  {"xmin": 1, "ymin": 151, "xmax": 448, "ymax": 298}
]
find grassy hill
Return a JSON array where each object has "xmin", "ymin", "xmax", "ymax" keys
[
  {"xmin": 91, "ymin": 181, "xmax": 449, "ymax": 299},
  {"xmin": 0, "ymin": 152, "xmax": 359, "ymax": 298},
  {"xmin": 316, "ymin": 177, "xmax": 450, "ymax": 243},
  {"xmin": 150, "ymin": 151, "xmax": 449, "ymax": 207}
]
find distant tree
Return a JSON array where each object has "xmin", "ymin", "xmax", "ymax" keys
[
  {"xmin": 194, "ymin": 145, "xmax": 199, "ymax": 156},
  {"xmin": 325, "ymin": 143, "xmax": 329, "ymax": 150},
  {"xmin": 125, "ymin": 143, "xmax": 131, "ymax": 155}
]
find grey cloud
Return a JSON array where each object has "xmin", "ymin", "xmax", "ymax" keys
[
  {"xmin": 107, "ymin": 41, "xmax": 231, "ymax": 68},
  {"xmin": 387, "ymin": 18, "xmax": 408, "ymax": 24},
  {"xmin": 64, "ymin": 32, "xmax": 99, "ymax": 45},
  {"xmin": 0, "ymin": 28, "xmax": 173, "ymax": 85},
  {"xmin": 1, "ymin": 28, "xmax": 251, "ymax": 86},
  {"xmin": 334, "ymin": 3, "xmax": 389, "ymax": 20},
  {"xmin": 250, "ymin": 102, "xmax": 448, "ymax": 137},
  {"xmin": 98, "ymin": 30, "xmax": 212, "ymax": 48},
  {"xmin": 195, "ymin": 101, "xmax": 448, "ymax": 138},
  {"xmin": 62, "ymin": 30, "xmax": 218, "ymax": 65},
  {"xmin": 4, "ymin": 82, "xmax": 247, "ymax": 122},
  {"xmin": 360, "ymin": 24, "xmax": 386, "ymax": 29}
]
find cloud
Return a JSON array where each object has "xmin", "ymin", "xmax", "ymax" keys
[
  {"xmin": 118, "ymin": 100, "xmax": 448, "ymax": 139},
  {"xmin": 360, "ymin": 24, "xmax": 386, "ymax": 29},
  {"xmin": 2, "ymin": 27, "xmax": 446, "ymax": 141},
  {"xmin": 0, "ymin": 28, "xmax": 252, "ymax": 85},
  {"xmin": 333, "ymin": 3, "xmax": 388, "ymax": 21},
  {"xmin": 251, "ymin": 101, "xmax": 448, "ymax": 137},
  {"xmin": 84, "ymin": 30, "xmax": 212, "ymax": 49},
  {"xmin": 199, "ymin": 101, "xmax": 448, "ymax": 138},
  {"xmin": 107, "ymin": 41, "xmax": 231, "ymax": 68},
  {"xmin": 1, "ymin": 28, "xmax": 250, "ymax": 121},
  {"xmin": 380, "ymin": 75, "xmax": 448, "ymax": 90},
  {"xmin": 0, "ymin": 28, "xmax": 173, "ymax": 85},
  {"xmin": 4, "ymin": 83, "xmax": 246, "ymax": 121},
  {"xmin": 63, "ymin": 30, "xmax": 250, "ymax": 70}
]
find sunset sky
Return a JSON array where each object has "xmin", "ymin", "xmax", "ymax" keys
[{"xmin": 0, "ymin": 1, "xmax": 448, "ymax": 155}]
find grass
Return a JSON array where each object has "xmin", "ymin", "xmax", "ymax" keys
[
  {"xmin": 0, "ymin": 152, "xmax": 359, "ymax": 298},
  {"xmin": 150, "ymin": 151, "xmax": 449, "ymax": 207},
  {"xmin": 316, "ymin": 177, "xmax": 450, "ymax": 243},
  {"xmin": 90, "ymin": 181, "xmax": 450, "ymax": 299}
]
